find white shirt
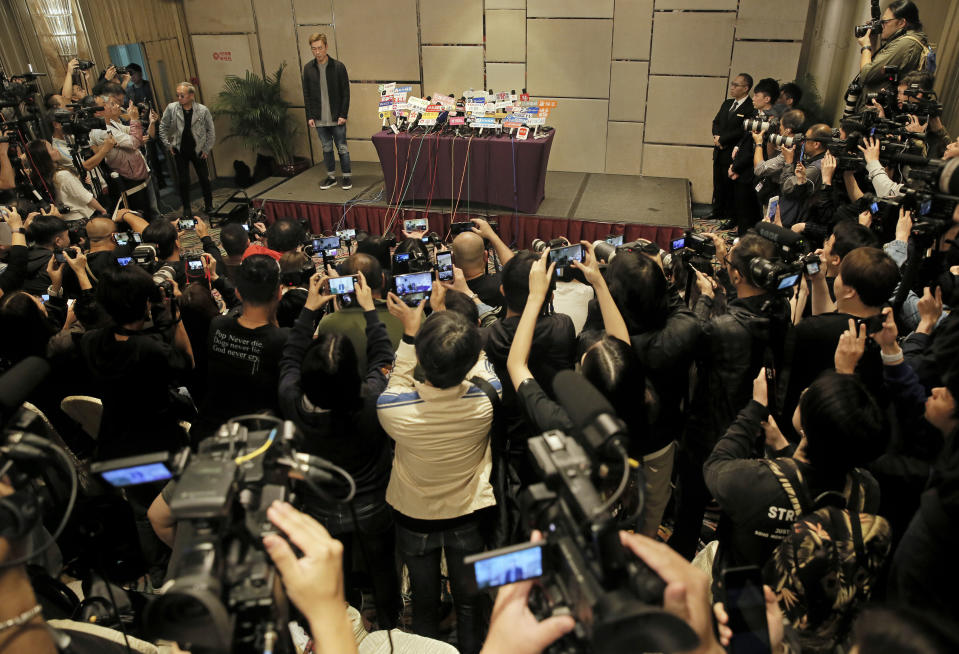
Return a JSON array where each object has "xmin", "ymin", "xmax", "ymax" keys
[
  {"xmin": 53, "ymin": 170, "xmax": 94, "ymax": 221},
  {"xmin": 553, "ymin": 280, "xmax": 594, "ymax": 335}
]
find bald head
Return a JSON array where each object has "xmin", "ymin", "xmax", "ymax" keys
[
  {"xmin": 87, "ymin": 218, "xmax": 117, "ymax": 248},
  {"xmin": 452, "ymin": 232, "xmax": 486, "ymax": 275}
]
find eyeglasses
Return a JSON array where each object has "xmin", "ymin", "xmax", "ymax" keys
[
  {"xmin": 880, "ymin": 18, "xmax": 897, "ymax": 25},
  {"xmin": 730, "ymin": 82, "xmax": 747, "ymax": 87}
]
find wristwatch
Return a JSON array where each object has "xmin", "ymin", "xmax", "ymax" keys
[
  {"xmin": 861, "ymin": 45, "xmax": 872, "ymax": 53},
  {"xmin": 468, "ymin": 292, "xmax": 479, "ymax": 302},
  {"xmin": 16, "ymin": 227, "xmax": 25, "ymax": 234}
]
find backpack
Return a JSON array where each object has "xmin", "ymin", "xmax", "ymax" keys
[
  {"xmin": 761, "ymin": 458, "xmax": 892, "ymax": 653},
  {"xmin": 903, "ymin": 34, "xmax": 935, "ymax": 74}
]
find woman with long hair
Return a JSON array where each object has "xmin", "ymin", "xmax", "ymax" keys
[{"xmin": 26, "ymin": 139, "xmax": 105, "ymax": 222}]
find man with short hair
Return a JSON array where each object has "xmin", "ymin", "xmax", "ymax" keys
[
  {"xmin": 317, "ymin": 253, "xmax": 403, "ymax": 372},
  {"xmin": 777, "ymin": 123, "xmax": 831, "ymax": 228},
  {"xmin": 711, "ymin": 73, "xmax": 754, "ymax": 226},
  {"xmin": 728, "ymin": 77, "xmax": 779, "ymax": 233},
  {"xmin": 451, "ymin": 218, "xmax": 512, "ymax": 307},
  {"xmin": 219, "ymin": 222, "xmax": 250, "ymax": 281},
  {"xmin": 770, "ymin": 82, "xmax": 803, "ymax": 117},
  {"xmin": 303, "ymin": 33, "xmax": 352, "ymax": 190},
  {"xmin": 159, "ymin": 82, "xmax": 215, "ymax": 214},
  {"xmin": 142, "ymin": 216, "xmax": 224, "ymax": 288},
  {"xmin": 23, "ymin": 213, "xmax": 70, "ymax": 296},
  {"xmin": 810, "ymin": 219, "xmax": 880, "ymax": 315},
  {"xmin": 752, "ymin": 108, "xmax": 806, "ymax": 212},
  {"xmin": 264, "ymin": 218, "xmax": 306, "ymax": 254},
  {"xmin": 194, "ymin": 253, "xmax": 289, "ymax": 440},
  {"xmin": 83, "ymin": 209, "xmax": 149, "ymax": 280}
]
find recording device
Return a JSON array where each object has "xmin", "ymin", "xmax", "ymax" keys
[
  {"xmin": 53, "ymin": 249, "xmax": 67, "ymax": 264},
  {"xmin": 748, "ymin": 257, "xmax": 802, "ymax": 292},
  {"xmin": 854, "ymin": 0, "xmax": 882, "ymax": 39},
  {"xmin": 722, "ymin": 566, "xmax": 772, "ymax": 654},
  {"xmin": 184, "ymin": 254, "xmax": 206, "ymax": 284},
  {"xmin": 450, "ymin": 221, "xmax": 474, "ymax": 236},
  {"xmin": 767, "ymin": 134, "xmax": 803, "ymax": 148},
  {"xmin": 548, "ymin": 243, "xmax": 584, "ymax": 277},
  {"xmin": 393, "ymin": 251, "xmax": 411, "ymax": 275},
  {"xmin": 901, "ymin": 87, "xmax": 942, "ymax": 118},
  {"xmin": 404, "ymin": 218, "xmax": 427, "ymax": 233},
  {"xmin": 178, "ymin": 217, "xmax": 197, "ymax": 230},
  {"xmin": 111, "ymin": 232, "xmax": 142, "ymax": 247},
  {"xmin": 466, "ymin": 541, "xmax": 543, "ymax": 591},
  {"xmin": 606, "ymin": 235, "xmax": 624, "ymax": 247},
  {"xmin": 767, "ymin": 197, "xmax": 779, "ymax": 221},
  {"xmin": 336, "ymin": 228, "xmax": 356, "ymax": 241},
  {"xmin": 435, "ymin": 250, "xmax": 454, "ymax": 282},
  {"xmin": 309, "ymin": 236, "xmax": 340, "ymax": 258},
  {"xmin": 502, "ymin": 370, "xmax": 699, "ymax": 653},
  {"xmin": 801, "ymin": 253, "xmax": 821, "ymax": 277},
  {"xmin": 670, "ymin": 231, "xmax": 716, "ymax": 258},
  {"xmin": 531, "ymin": 237, "xmax": 568, "ymax": 254},
  {"xmin": 752, "ymin": 221, "xmax": 805, "ymax": 261},
  {"xmin": 328, "ymin": 274, "xmax": 357, "ymax": 307},
  {"xmin": 93, "ymin": 416, "xmax": 356, "ymax": 654},
  {"xmin": 75, "ymin": 60, "xmax": 95, "ymax": 70},
  {"xmin": 743, "ymin": 116, "xmax": 779, "ymax": 134},
  {"xmin": 393, "ymin": 271, "xmax": 432, "ymax": 306}
]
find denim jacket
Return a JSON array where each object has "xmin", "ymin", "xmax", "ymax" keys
[{"xmin": 159, "ymin": 102, "xmax": 215, "ymax": 155}]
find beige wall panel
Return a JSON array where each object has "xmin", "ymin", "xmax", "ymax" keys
[
  {"xmin": 486, "ymin": 10, "xmax": 526, "ymax": 62},
  {"xmin": 730, "ymin": 41, "xmax": 803, "ymax": 87},
  {"xmin": 486, "ymin": 63, "xmax": 526, "ymax": 94},
  {"xmin": 612, "ymin": 0, "xmax": 653, "ymax": 60},
  {"xmin": 422, "ymin": 46, "xmax": 484, "ymax": 98},
  {"xmin": 533, "ymin": 97, "xmax": 608, "ymax": 173},
  {"xmin": 650, "ymin": 11, "xmax": 736, "ymax": 76},
  {"xmin": 641, "ymin": 144, "xmax": 713, "ymax": 202},
  {"xmin": 605, "ymin": 122, "xmax": 644, "ymax": 174},
  {"xmin": 192, "ymin": 34, "xmax": 261, "ymax": 169},
  {"xmin": 528, "ymin": 0, "xmax": 613, "ymax": 18},
  {"xmin": 183, "ymin": 0, "xmax": 255, "ymax": 33},
  {"xmin": 348, "ymin": 83, "xmax": 394, "ymax": 140},
  {"xmin": 293, "ymin": 0, "xmax": 332, "ymax": 24},
  {"xmin": 654, "ymin": 0, "xmax": 737, "ymax": 9},
  {"xmin": 420, "ymin": 0, "xmax": 483, "ymax": 44},
  {"xmin": 609, "ymin": 61, "xmax": 648, "ymax": 122},
  {"xmin": 487, "ymin": 0, "xmax": 525, "ymax": 8},
  {"xmin": 735, "ymin": 0, "xmax": 809, "ymax": 41},
  {"xmin": 645, "ymin": 76, "xmax": 727, "ymax": 145},
  {"xmin": 254, "ymin": 0, "xmax": 303, "ymax": 106},
  {"xmin": 297, "ymin": 25, "xmax": 338, "ymax": 72},
  {"xmin": 345, "ymin": 138, "xmax": 379, "ymax": 163},
  {"xmin": 527, "ymin": 19, "xmax": 612, "ymax": 98},
  {"xmin": 332, "ymin": 0, "xmax": 420, "ymax": 81}
]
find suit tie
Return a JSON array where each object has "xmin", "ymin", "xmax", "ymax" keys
[{"xmin": 729, "ymin": 100, "xmax": 740, "ymax": 115}]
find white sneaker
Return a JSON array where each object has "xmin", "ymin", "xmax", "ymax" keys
[
  {"xmin": 320, "ymin": 176, "xmax": 337, "ymax": 189},
  {"xmin": 341, "ymin": 178, "xmax": 353, "ymax": 190}
]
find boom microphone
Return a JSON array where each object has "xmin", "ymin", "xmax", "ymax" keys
[{"xmin": 552, "ymin": 370, "xmax": 628, "ymax": 459}]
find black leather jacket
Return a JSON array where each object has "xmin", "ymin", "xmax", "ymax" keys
[{"xmin": 302, "ymin": 56, "xmax": 350, "ymax": 122}]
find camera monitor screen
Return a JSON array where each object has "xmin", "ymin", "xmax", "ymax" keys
[
  {"xmin": 671, "ymin": 237, "xmax": 686, "ymax": 251},
  {"xmin": 336, "ymin": 228, "xmax": 356, "ymax": 239},
  {"xmin": 187, "ymin": 258, "xmax": 204, "ymax": 272},
  {"xmin": 394, "ymin": 271, "xmax": 432, "ymax": 305},
  {"xmin": 328, "ymin": 276, "xmax": 356, "ymax": 295},
  {"xmin": 100, "ymin": 462, "xmax": 173, "ymax": 487},
  {"xmin": 548, "ymin": 243, "xmax": 583, "ymax": 276},
  {"xmin": 466, "ymin": 542, "xmax": 543, "ymax": 591},
  {"xmin": 606, "ymin": 235, "xmax": 624, "ymax": 247},
  {"xmin": 777, "ymin": 274, "xmax": 800, "ymax": 290},
  {"xmin": 314, "ymin": 236, "xmax": 340, "ymax": 251},
  {"xmin": 404, "ymin": 218, "xmax": 428, "ymax": 232}
]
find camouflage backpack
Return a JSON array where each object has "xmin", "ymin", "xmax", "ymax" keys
[{"xmin": 761, "ymin": 458, "xmax": 892, "ymax": 654}]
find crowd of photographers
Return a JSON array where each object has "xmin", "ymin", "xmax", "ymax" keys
[{"xmin": 1, "ymin": 0, "xmax": 959, "ymax": 650}]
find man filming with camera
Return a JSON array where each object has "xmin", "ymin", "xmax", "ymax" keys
[{"xmin": 84, "ymin": 96, "xmax": 157, "ymax": 220}]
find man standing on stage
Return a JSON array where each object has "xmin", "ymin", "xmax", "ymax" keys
[
  {"xmin": 711, "ymin": 73, "xmax": 753, "ymax": 229},
  {"xmin": 159, "ymin": 82, "xmax": 215, "ymax": 214},
  {"xmin": 303, "ymin": 33, "xmax": 352, "ymax": 191}
]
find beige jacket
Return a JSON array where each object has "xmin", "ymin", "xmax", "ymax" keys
[{"xmin": 377, "ymin": 342, "xmax": 500, "ymax": 520}]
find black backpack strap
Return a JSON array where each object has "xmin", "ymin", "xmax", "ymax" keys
[
  {"xmin": 470, "ymin": 376, "xmax": 506, "ymax": 453},
  {"xmin": 762, "ymin": 458, "xmax": 809, "ymax": 516}
]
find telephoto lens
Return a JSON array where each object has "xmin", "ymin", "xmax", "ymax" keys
[
  {"xmin": 591, "ymin": 240, "xmax": 616, "ymax": 263},
  {"xmin": 768, "ymin": 134, "xmax": 804, "ymax": 148}
]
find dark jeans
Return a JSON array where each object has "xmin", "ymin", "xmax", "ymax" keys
[
  {"xmin": 396, "ymin": 514, "xmax": 486, "ymax": 654},
  {"xmin": 315, "ymin": 124, "xmax": 351, "ymax": 177},
  {"xmin": 173, "ymin": 148, "xmax": 213, "ymax": 213},
  {"xmin": 712, "ymin": 148, "xmax": 734, "ymax": 220},
  {"xmin": 304, "ymin": 491, "xmax": 400, "ymax": 628}
]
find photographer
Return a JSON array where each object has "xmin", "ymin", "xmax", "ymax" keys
[
  {"xmin": 670, "ymin": 233, "xmax": 790, "ymax": 560},
  {"xmin": 141, "ymin": 216, "xmax": 224, "ymax": 288},
  {"xmin": 83, "ymin": 210, "xmax": 149, "ymax": 280},
  {"xmin": 84, "ymin": 95, "xmax": 157, "ymax": 220},
  {"xmin": 728, "ymin": 77, "xmax": 779, "ymax": 234},
  {"xmin": 279, "ymin": 271, "xmax": 400, "ymax": 629},
  {"xmin": 855, "ymin": 0, "xmax": 928, "ymax": 112},
  {"xmin": 159, "ymin": 82, "xmax": 215, "ymax": 214},
  {"xmin": 811, "ymin": 219, "xmax": 880, "ymax": 314},
  {"xmin": 377, "ymin": 295, "xmax": 500, "ymax": 654},
  {"xmin": 317, "ymin": 253, "xmax": 403, "ymax": 373},
  {"xmin": 219, "ymin": 222, "xmax": 250, "ymax": 281},
  {"xmin": 264, "ymin": 217, "xmax": 305, "ymax": 255},
  {"xmin": 752, "ymin": 109, "xmax": 805, "ymax": 209},
  {"xmin": 778, "ymin": 124, "xmax": 831, "ymax": 228},
  {"xmin": 893, "ymin": 71, "xmax": 950, "ymax": 159},
  {"xmin": 25, "ymin": 140, "xmax": 106, "ymax": 222},
  {"xmin": 23, "ymin": 212, "xmax": 70, "ymax": 297},
  {"xmin": 451, "ymin": 218, "xmax": 512, "ymax": 307},
  {"xmin": 78, "ymin": 263, "xmax": 193, "ymax": 460}
]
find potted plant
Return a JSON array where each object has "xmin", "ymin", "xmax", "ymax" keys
[{"xmin": 213, "ymin": 63, "xmax": 309, "ymax": 177}]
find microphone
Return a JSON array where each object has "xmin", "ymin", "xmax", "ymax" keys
[
  {"xmin": 753, "ymin": 220, "xmax": 804, "ymax": 252},
  {"xmin": 552, "ymin": 370, "xmax": 628, "ymax": 459},
  {"xmin": 0, "ymin": 356, "xmax": 50, "ymax": 424}
]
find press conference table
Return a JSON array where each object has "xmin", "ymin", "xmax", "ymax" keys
[{"xmin": 371, "ymin": 129, "xmax": 555, "ymax": 214}]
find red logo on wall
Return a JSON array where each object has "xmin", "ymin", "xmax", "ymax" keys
[{"xmin": 212, "ymin": 51, "xmax": 232, "ymax": 62}]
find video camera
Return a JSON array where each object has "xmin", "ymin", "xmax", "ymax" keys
[
  {"xmin": 53, "ymin": 107, "xmax": 106, "ymax": 140},
  {"xmin": 901, "ymin": 87, "xmax": 942, "ymax": 119},
  {"xmin": 91, "ymin": 416, "xmax": 355, "ymax": 654},
  {"xmin": 468, "ymin": 371, "xmax": 698, "ymax": 653},
  {"xmin": 0, "ymin": 71, "xmax": 44, "ymax": 108}
]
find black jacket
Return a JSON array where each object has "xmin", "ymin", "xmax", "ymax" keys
[
  {"xmin": 685, "ymin": 293, "xmax": 790, "ymax": 457},
  {"xmin": 705, "ymin": 399, "xmax": 880, "ymax": 571},
  {"xmin": 302, "ymin": 56, "xmax": 350, "ymax": 122},
  {"xmin": 713, "ymin": 97, "xmax": 754, "ymax": 154},
  {"xmin": 23, "ymin": 247, "xmax": 54, "ymax": 296}
]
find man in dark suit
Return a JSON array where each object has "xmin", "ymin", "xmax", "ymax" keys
[{"xmin": 711, "ymin": 73, "xmax": 754, "ymax": 229}]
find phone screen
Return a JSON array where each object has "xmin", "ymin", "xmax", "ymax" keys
[
  {"xmin": 242, "ymin": 223, "xmax": 250, "ymax": 231},
  {"xmin": 548, "ymin": 244, "xmax": 584, "ymax": 276},
  {"xmin": 606, "ymin": 235, "xmax": 624, "ymax": 247},
  {"xmin": 113, "ymin": 233, "xmax": 129, "ymax": 246},
  {"xmin": 405, "ymin": 218, "xmax": 428, "ymax": 232},
  {"xmin": 187, "ymin": 258, "xmax": 204, "ymax": 272},
  {"xmin": 466, "ymin": 542, "xmax": 543, "ymax": 591},
  {"xmin": 100, "ymin": 462, "xmax": 173, "ymax": 487},
  {"xmin": 799, "ymin": 142, "xmax": 805, "ymax": 161},
  {"xmin": 394, "ymin": 253, "xmax": 410, "ymax": 263},
  {"xmin": 767, "ymin": 199, "xmax": 779, "ymax": 220},
  {"xmin": 315, "ymin": 236, "xmax": 340, "ymax": 252},
  {"xmin": 178, "ymin": 218, "xmax": 196, "ymax": 230},
  {"xmin": 117, "ymin": 256, "xmax": 132, "ymax": 266},
  {"xmin": 436, "ymin": 251, "xmax": 453, "ymax": 282},
  {"xmin": 328, "ymin": 276, "xmax": 356, "ymax": 295},
  {"xmin": 337, "ymin": 228, "xmax": 356, "ymax": 239},
  {"xmin": 394, "ymin": 272, "xmax": 432, "ymax": 305},
  {"xmin": 724, "ymin": 567, "xmax": 772, "ymax": 654}
]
